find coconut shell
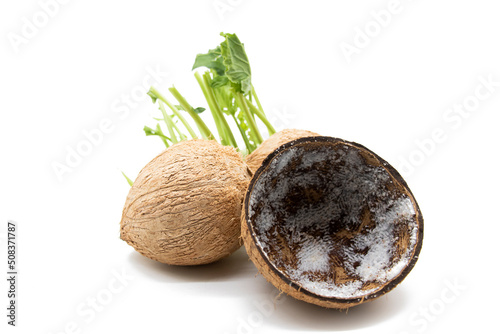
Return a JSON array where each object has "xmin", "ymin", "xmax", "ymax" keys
[
  {"xmin": 245, "ymin": 129, "xmax": 320, "ymax": 174},
  {"xmin": 242, "ymin": 136, "xmax": 424, "ymax": 308},
  {"xmin": 121, "ymin": 139, "xmax": 252, "ymax": 265}
]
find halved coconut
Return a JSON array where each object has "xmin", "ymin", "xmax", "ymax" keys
[
  {"xmin": 245, "ymin": 129, "xmax": 320, "ymax": 174},
  {"xmin": 242, "ymin": 136, "xmax": 423, "ymax": 308}
]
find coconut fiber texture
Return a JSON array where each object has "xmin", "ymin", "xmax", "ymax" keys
[{"xmin": 121, "ymin": 139, "xmax": 252, "ymax": 265}]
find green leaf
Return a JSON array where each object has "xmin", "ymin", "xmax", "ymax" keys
[
  {"xmin": 143, "ymin": 125, "xmax": 155, "ymax": 136},
  {"xmin": 192, "ymin": 46, "xmax": 225, "ymax": 76},
  {"xmin": 211, "ymin": 75, "xmax": 229, "ymax": 88},
  {"xmin": 219, "ymin": 33, "xmax": 252, "ymax": 94},
  {"xmin": 192, "ymin": 107, "xmax": 206, "ymax": 114}
]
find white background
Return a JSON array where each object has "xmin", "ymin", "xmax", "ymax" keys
[{"xmin": 1, "ymin": 0, "xmax": 499, "ymax": 333}]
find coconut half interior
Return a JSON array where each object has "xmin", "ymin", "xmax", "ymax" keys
[{"xmin": 246, "ymin": 138, "xmax": 422, "ymax": 301}]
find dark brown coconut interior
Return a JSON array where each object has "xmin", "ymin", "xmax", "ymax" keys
[{"xmin": 246, "ymin": 138, "xmax": 421, "ymax": 300}]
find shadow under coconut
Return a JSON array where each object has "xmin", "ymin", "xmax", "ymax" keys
[
  {"xmin": 268, "ymin": 286, "xmax": 409, "ymax": 331},
  {"xmin": 128, "ymin": 247, "xmax": 257, "ymax": 283}
]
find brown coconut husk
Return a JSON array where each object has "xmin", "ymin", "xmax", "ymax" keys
[
  {"xmin": 245, "ymin": 129, "xmax": 320, "ymax": 174},
  {"xmin": 241, "ymin": 136, "xmax": 424, "ymax": 308},
  {"xmin": 121, "ymin": 139, "xmax": 252, "ymax": 265}
]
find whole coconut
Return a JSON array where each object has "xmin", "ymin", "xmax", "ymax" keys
[
  {"xmin": 245, "ymin": 129, "xmax": 320, "ymax": 173},
  {"xmin": 120, "ymin": 139, "xmax": 252, "ymax": 265}
]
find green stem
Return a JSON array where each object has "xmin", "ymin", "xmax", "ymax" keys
[
  {"xmin": 198, "ymin": 72, "xmax": 238, "ymax": 148},
  {"xmin": 161, "ymin": 138, "xmax": 170, "ymax": 148},
  {"xmin": 149, "ymin": 86, "xmax": 197, "ymax": 139},
  {"xmin": 168, "ymin": 87, "xmax": 214, "ymax": 140},
  {"xmin": 155, "ymin": 124, "xmax": 170, "ymax": 147},
  {"xmin": 251, "ymin": 85, "xmax": 265, "ymax": 116},
  {"xmin": 247, "ymin": 102, "xmax": 276, "ymax": 136},
  {"xmin": 231, "ymin": 114, "xmax": 253, "ymax": 154},
  {"xmin": 205, "ymin": 77, "xmax": 238, "ymax": 148},
  {"xmin": 158, "ymin": 101, "xmax": 178, "ymax": 144},
  {"xmin": 236, "ymin": 92, "xmax": 263, "ymax": 145},
  {"xmin": 194, "ymin": 73, "xmax": 227, "ymax": 146},
  {"xmin": 170, "ymin": 119, "xmax": 187, "ymax": 141}
]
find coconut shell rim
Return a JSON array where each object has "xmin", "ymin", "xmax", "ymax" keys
[{"xmin": 243, "ymin": 136, "xmax": 424, "ymax": 306}]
